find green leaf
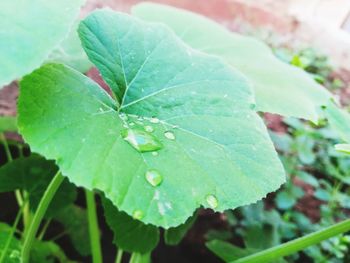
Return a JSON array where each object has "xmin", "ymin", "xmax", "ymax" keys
[
  {"xmin": 48, "ymin": 21, "xmax": 93, "ymax": 73},
  {"xmin": 324, "ymin": 101, "xmax": 350, "ymax": 143},
  {"xmin": 18, "ymin": 10, "xmax": 285, "ymax": 227},
  {"xmin": 335, "ymin": 144, "xmax": 350, "ymax": 154},
  {"xmin": 0, "ymin": 0, "xmax": 84, "ymax": 88},
  {"xmin": 129, "ymin": 252, "xmax": 151, "ymax": 263},
  {"xmin": 0, "ymin": 155, "xmax": 77, "ymax": 218},
  {"xmin": 102, "ymin": 196, "xmax": 159, "ymax": 253},
  {"xmin": 31, "ymin": 241, "xmax": 74, "ymax": 263},
  {"xmin": 132, "ymin": 3, "xmax": 332, "ymax": 122},
  {"xmin": 0, "ymin": 227, "xmax": 22, "ymax": 263},
  {"xmin": 164, "ymin": 213, "xmax": 197, "ymax": 245},
  {"xmin": 54, "ymin": 205, "xmax": 90, "ymax": 256},
  {"xmin": 206, "ymin": 239, "xmax": 258, "ymax": 262},
  {"xmin": 0, "ymin": 116, "xmax": 17, "ymax": 133},
  {"xmin": 275, "ymin": 191, "xmax": 296, "ymax": 210}
]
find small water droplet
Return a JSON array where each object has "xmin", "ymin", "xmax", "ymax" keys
[
  {"xmin": 144, "ymin": 125, "xmax": 154, "ymax": 133},
  {"xmin": 151, "ymin": 151, "xmax": 159, "ymax": 156},
  {"xmin": 164, "ymin": 131, "xmax": 176, "ymax": 140},
  {"xmin": 132, "ymin": 210, "xmax": 144, "ymax": 220},
  {"xmin": 119, "ymin": 113, "xmax": 128, "ymax": 121},
  {"xmin": 145, "ymin": 169, "xmax": 163, "ymax": 187},
  {"xmin": 121, "ymin": 128, "xmax": 163, "ymax": 152},
  {"xmin": 206, "ymin": 194, "xmax": 218, "ymax": 209},
  {"xmin": 150, "ymin": 117, "xmax": 160, "ymax": 123}
]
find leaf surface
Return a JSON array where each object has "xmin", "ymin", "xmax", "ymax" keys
[
  {"xmin": 132, "ymin": 3, "xmax": 332, "ymax": 122},
  {"xmin": 0, "ymin": 116, "xmax": 17, "ymax": 133},
  {"xmin": 18, "ymin": 10, "xmax": 285, "ymax": 227},
  {"xmin": 0, "ymin": 0, "xmax": 84, "ymax": 88}
]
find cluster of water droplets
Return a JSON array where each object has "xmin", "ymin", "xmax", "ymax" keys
[{"xmin": 119, "ymin": 112, "xmax": 219, "ymax": 219}]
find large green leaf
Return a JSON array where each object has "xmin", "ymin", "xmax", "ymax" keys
[
  {"xmin": 102, "ymin": 197, "xmax": 159, "ymax": 253},
  {"xmin": 18, "ymin": 10, "xmax": 285, "ymax": 227},
  {"xmin": 0, "ymin": 0, "xmax": 84, "ymax": 88},
  {"xmin": 48, "ymin": 21, "xmax": 93, "ymax": 73},
  {"xmin": 0, "ymin": 155, "xmax": 77, "ymax": 217},
  {"xmin": 132, "ymin": 3, "xmax": 332, "ymax": 122}
]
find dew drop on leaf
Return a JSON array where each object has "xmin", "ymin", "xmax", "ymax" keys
[
  {"xmin": 206, "ymin": 194, "xmax": 218, "ymax": 209},
  {"xmin": 121, "ymin": 128, "xmax": 163, "ymax": 152},
  {"xmin": 144, "ymin": 125, "xmax": 154, "ymax": 133},
  {"xmin": 164, "ymin": 131, "xmax": 176, "ymax": 140},
  {"xmin": 151, "ymin": 151, "xmax": 159, "ymax": 156},
  {"xmin": 150, "ymin": 117, "xmax": 160, "ymax": 123},
  {"xmin": 119, "ymin": 113, "xmax": 128, "ymax": 121},
  {"xmin": 145, "ymin": 169, "xmax": 163, "ymax": 187},
  {"xmin": 132, "ymin": 210, "xmax": 144, "ymax": 220}
]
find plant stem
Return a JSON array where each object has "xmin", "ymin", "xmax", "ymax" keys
[
  {"xmin": 0, "ymin": 203, "xmax": 25, "ymax": 263},
  {"xmin": 21, "ymin": 171, "xmax": 64, "ymax": 263},
  {"xmin": 115, "ymin": 249, "xmax": 123, "ymax": 263},
  {"xmin": 85, "ymin": 189, "xmax": 103, "ymax": 263},
  {"xmin": 232, "ymin": 218, "xmax": 350, "ymax": 263},
  {"xmin": 37, "ymin": 219, "xmax": 51, "ymax": 241}
]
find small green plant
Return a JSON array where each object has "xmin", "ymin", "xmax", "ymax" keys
[{"xmin": 1, "ymin": 2, "xmax": 350, "ymax": 263}]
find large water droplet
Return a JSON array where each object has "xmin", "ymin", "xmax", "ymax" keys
[
  {"xmin": 164, "ymin": 131, "xmax": 176, "ymax": 140},
  {"xmin": 150, "ymin": 117, "xmax": 160, "ymax": 124},
  {"xmin": 121, "ymin": 128, "xmax": 162, "ymax": 152},
  {"xmin": 145, "ymin": 169, "xmax": 163, "ymax": 187},
  {"xmin": 132, "ymin": 210, "xmax": 144, "ymax": 220},
  {"xmin": 206, "ymin": 194, "xmax": 218, "ymax": 209},
  {"xmin": 144, "ymin": 125, "xmax": 154, "ymax": 133}
]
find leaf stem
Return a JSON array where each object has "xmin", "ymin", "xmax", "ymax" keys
[
  {"xmin": 115, "ymin": 249, "xmax": 123, "ymax": 263},
  {"xmin": 21, "ymin": 171, "xmax": 64, "ymax": 263},
  {"xmin": 85, "ymin": 189, "xmax": 103, "ymax": 263},
  {"xmin": 232, "ymin": 218, "xmax": 350, "ymax": 263},
  {"xmin": 0, "ymin": 202, "xmax": 25, "ymax": 263}
]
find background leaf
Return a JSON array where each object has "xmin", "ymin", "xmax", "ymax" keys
[
  {"xmin": 102, "ymin": 196, "xmax": 159, "ymax": 253},
  {"xmin": 19, "ymin": 10, "xmax": 284, "ymax": 227},
  {"xmin": 0, "ymin": 0, "xmax": 85, "ymax": 88},
  {"xmin": 0, "ymin": 155, "xmax": 77, "ymax": 218},
  {"xmin": 164, "ymin": 213, "xmax": 197, "ymax": 245},
  {"xmin": 48, "ymin": 21, "xmax": 93, "ymax": 73},
  {"xmin": 0, "ymin": 116, "xmax": 17, "ymax": 133},
  {"xmin": 54, "ymin": 205, "xmax": 90, "ymax": 256},
  {"xmin": 132, "ymin": 3, "xmax": 332, "ymax": 122}
]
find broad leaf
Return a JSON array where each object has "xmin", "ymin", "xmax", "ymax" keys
[
  {"xmin": 0, "ymin": 116, "xmax": 17, "ymax": 133},
  {"xmin": 54, "ymin": 205, "xmax": 90, "ymax": 256},
  {"xmin": 0, "ymin": 155, "xmax": 77, "ymax": 217},
  {"xmin": 18, "ymin": 10, "xmax": 285, "ymax": 227},
  {"xmin": 164, "ymin": 213, "xmax": 197, "ymax": 245},
  {"xmin": 132, "ymin": 3, "xmax": 332, "ymax": 122},
  {"xmin": 48, "ymin": 21, "xmax": 93, "ymax": 73},
  {"xmin": 0, "ymin": 0, "xmax": 84, "ymax": 88},
  {"xmin": 335, "ymin": 144, "xmax": 350, "ymax": 154},
  {"xmin": 102, "ymin": 196, "xmax": 159, "ymax": 253}
]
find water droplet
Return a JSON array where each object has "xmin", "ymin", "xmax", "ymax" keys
[
  {"xmin": 150, "ymin": 117, "xmax": 160, "ymax": 124},
  {"xmin": 206, "ymin": 194, "xmax": 218, "ymax": 209},
  {"xmin": 164, "ymin": 131, "xmax": 175, "ymax": 140},
  {"xmin": 132, "ymin": 210, "xmax": 144, "ymax": 220},
  {"xmin": 119, "ymin": 113, "xmax": 128, "ymax": 121},
  {"xmin": 151, "ymin": 151, "xmax": 159, "ymax": 156},
  {"xmin": 121, "ymin": 128, "xmax": 163, "ymax": 152},
  {"xmin": 129, "ymin": 122, "xmax": 135, "ymax": 126},
  {"xmin": 145, "ymin": 169, "xmax": 163, "ymax": 187},
  {"xmin": 144, "ymin": 125, "xmax": 154, "ymax": 133}
]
